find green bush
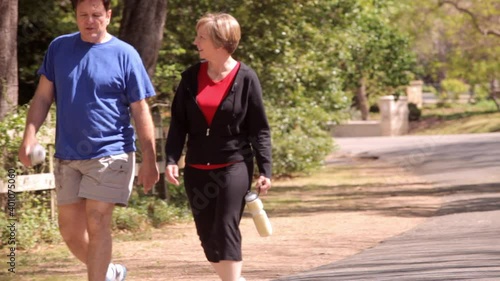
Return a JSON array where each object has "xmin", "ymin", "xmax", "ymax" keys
[
  {"xmin": 0, "ymin": 105, "xmax": 30, "ymax": 178},
  {"xmin": 423, "ymin": 84, "xmax": 438, "ymax": 95},
  {"xmin": 0, "ymin": 104, "xmax": 55, "ymax": 178},
  {"xmin": 147, "ymin": 199, "xmax": 189, "ymax": 227},
  {"xmin": 441, "ymin": 79, "xmax": 469, "ymax": 101},
  {"xmin": 0, "ymin": 192, "xmax": 60, "ymax": 250},
  {"xmin": 408, "ymin": 103, "xmax": 422, "ymax": 121},
  {"xmin": 112, "ymin": 206, "xmax": 148, "ymax": 232},
  {"xmin": 268, "ymin": 105, "xmax": 335, "ymax": 176},
  {"xmin": 126, "ymin": 188, "xmax": 191, "ymax": 229},
  {"xmin": 472, "ymin": 83, "xmax": 490, "ymax": 101},
  {"xmin": 0, "ymin": 189, "xmax": 190, "ymax": 249}
]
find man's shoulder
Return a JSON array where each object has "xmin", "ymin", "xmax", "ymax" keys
[
  {"xmin": 109, "ymin": 37, "xmax": 138, "ymax": 52},
  {"xmin": 105, "ymin": 37, "xmax": 144, "ymax": 62},
  {"xmin": 49, "ymin": 32, "xmax": 79, "ymax": 47},
  {"xmin": 53, "ymin": 32, "xmax": 80, "ymax": 42}
]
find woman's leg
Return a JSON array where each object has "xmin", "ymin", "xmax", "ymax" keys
[
  {"xmin": 210, "ymin": 161, "xmax": 253, "ymax": 280},
  {"xmin": 211, "ymin": 260, "xmax": 243, "ymax": 281},
  {"xmin": 184, "ymin": 166, "xmax": 219, "ymax": 261},
  {"xmin": 184, "ymin": 161, "xmax": 253, "ymax": 280}
]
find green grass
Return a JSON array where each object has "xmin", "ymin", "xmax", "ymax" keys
[
  {"xmin": 410, "ymin": 100, "xmax": 500, "ymax": 135},
  {"xmin": 0, "ymin": 244, "xmax": 85, "ymax": 281}
]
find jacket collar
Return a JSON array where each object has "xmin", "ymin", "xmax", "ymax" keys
[{"xmin": 181, "ymin": 61, "xmax": 250, "ymax": 97}]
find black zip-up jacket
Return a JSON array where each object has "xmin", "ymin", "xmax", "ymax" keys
[{"xmin": 165, "ymin": 62, "xmax": 272, "ymax": 178}]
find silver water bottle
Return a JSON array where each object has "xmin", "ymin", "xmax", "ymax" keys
[
  {"xmin": 245, "ymin": 191, "xmax": 272, "ymax": 237},
  {"xmin": 30, "ymin": 144, "xmax": 46, "ymax": 165}
]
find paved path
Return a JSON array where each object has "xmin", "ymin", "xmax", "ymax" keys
[{"xmin": 275, "ymin": 133, "xmax": 500, "ymax": 281}]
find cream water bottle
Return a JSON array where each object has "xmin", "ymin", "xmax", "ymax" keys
[{"xmin": 245, "ymin": 191, "xmax": 272, "ymax": 237}]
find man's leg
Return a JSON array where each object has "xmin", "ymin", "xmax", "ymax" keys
[
  {"xmin": 86, "ymin": 199, "xmax": 115, "ymax": 281},
  {"xmin": 58, "ymin": 199, "xmax": 120, "ymax": 281},
  {"xmin": 58, "ymin": 200, "xmax": 89, "ymax": 264},
  {"xmin": 75, "ymin": 152, "xmax": 134, "ymax": 280}
]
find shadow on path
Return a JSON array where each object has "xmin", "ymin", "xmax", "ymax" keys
[{"xmin": 268, "ymin": 167, "xmax": 500, "ymax": 219}]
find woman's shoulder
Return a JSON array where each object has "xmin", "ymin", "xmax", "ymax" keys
[
  {"xmin": 238, "ymin": 61, "xmax": 252, "ymax": 71},
  {"xmin": 236, "ymin": 62, "xmax": 259, "ymax": 80}
]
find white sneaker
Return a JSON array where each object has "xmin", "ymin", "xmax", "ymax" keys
[
  {"xmin": 115, "ymin": 264, "xmax": 127, "ymax": 281},
  {"xmin": 106, "ymin": 263, "xmax": 127, "ymax": 281}
]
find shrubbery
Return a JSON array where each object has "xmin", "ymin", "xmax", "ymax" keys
[
  {"xmin": 408, "ymin": 103, "xmax": 422, "ymax": 121},
  {"xmin": 440, "ymin": 79, "xmax": 469, "ymax": 101},
  {"xmin": 112, "ymin": 205, "xmax": 148, "ymax": 232},
  {"xmin": 0, "ymin": 189, "xmax": 192, "ymax": 249},
  {"xmin": 117, "ymin": 188, "xmax": 191, "ymax": 231},
  {"xmin": 0, "ymin": 192, "xmax": 60, "ymax": 250},
  {"xmin": 268, "ymin": 105, "xmax": 335, "ymax": 176}
]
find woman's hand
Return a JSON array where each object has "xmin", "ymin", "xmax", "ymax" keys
[
  {"xmin": 255, "ymin": 175, "xmax": 271, "ymax": 195},
  {"xmin": 166, "ymin": 164, "xmax": 180, "ymax": 186}
]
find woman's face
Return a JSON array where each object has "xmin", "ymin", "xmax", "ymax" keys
[{"xmin": 193, "ymin": 24, "xmax": 219, "ymax": 60}]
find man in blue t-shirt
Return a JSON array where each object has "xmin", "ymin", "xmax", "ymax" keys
[{"xmin": 18, "ymin": 0, "xmax": 159, "ymax": 280}]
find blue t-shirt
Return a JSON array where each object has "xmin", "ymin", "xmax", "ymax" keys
[{"xmin": 38, "ymin": 32, "xmax": 155, "ymax": 160}]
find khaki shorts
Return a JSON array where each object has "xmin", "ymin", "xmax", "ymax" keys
[{"xmin": 54, "ymin": 152, "xmax": 135, "ymax": 206}]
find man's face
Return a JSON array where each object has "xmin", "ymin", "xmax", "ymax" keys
[{"xmin": 75, "ymin": 0, "xmax": 111, "ymax": 43}]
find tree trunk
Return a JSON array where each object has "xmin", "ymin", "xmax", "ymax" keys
[
  {"xmin": 0, "ymin": 0, "xmax": 19, "ymax": 120},
  {"xmin": 119, "ymin": 0, "xmax": 168, "ymax": 78},
  {"xmin": 356, "ymin": 77, "xmax": 369, "ymax": 120}
]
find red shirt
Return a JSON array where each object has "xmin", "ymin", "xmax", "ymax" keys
[{"xmin": 190, "ymin": 61, "xmax": 240, "ymax": 170}]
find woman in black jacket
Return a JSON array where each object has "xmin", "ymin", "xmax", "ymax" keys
[{"xmin": 165, "ymin": 12, "xmax": 272, "ymax": 281}]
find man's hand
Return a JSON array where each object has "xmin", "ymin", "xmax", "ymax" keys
[
  {"xmin": 130, "ymin": 99, "xmax": 159, "ymax": 193},
  {"xmin": 138, "ymin": 161, "xmax": 159, "ymax": 193},
  {"xmin": 18, "ymin": 75, "xmax": 54, "ymax": 167},
  {"xmin": 18, "ymin": 141, "xmax": 36, "ymax": 167}
]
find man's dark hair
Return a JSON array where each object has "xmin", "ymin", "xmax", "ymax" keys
[{"xmin": 71, "ymin": 0, "xmax": 111, "ymax": 11}]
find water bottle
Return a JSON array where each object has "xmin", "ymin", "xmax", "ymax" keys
[
  {"xmin": 30, "ymin": 144, "xmax": 46, "ymax": 165},
  {"xmin": 245, "ymin": 191, "xmax": 272, "ymax": 237}
]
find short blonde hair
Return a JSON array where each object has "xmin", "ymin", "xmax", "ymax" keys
[{"xmin": 196, "ymin": 13, "xmax": 241, "ymax": 54}]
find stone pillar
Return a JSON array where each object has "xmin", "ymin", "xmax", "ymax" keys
[
  {"xmin": 378, "ymin": 95, "xmax": 409, "ymax": 136},
  {"xmin": 394, "ymin": 96, "xmax": 409, "ymax": 135},
  {"xmin": 378, "ymin": 96, "xmax": 394, "ymax": 136},
  {"xmin": 406, "ymin": 80, "xmax": 424, "ymax": 108}
]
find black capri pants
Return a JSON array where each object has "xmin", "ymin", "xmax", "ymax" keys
[{"xmin": 184, "ymin": 160, "xmax": 253, "ymax": 262}]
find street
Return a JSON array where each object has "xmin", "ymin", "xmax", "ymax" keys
[{"xmin": 277, "ymin": 133, "xmax": 500, "ymax": 280}]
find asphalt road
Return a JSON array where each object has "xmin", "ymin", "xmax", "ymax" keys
[{"xmin": 276, "ymin": 133, "xmax": 500, "ymax": 281}]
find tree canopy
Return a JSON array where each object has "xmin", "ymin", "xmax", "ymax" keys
[
  {"xmin": 393, "ymin": 0, "xmax": 499, "ymax": 94},
  {"xmin": 14, "ymin": 0, "xmax": 422, "ymax": 176}
]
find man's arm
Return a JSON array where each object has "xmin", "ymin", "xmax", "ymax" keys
[
  {"xmin": 130, "ymin": 99, "xmax": 159, "ymax": 193},
  {"xmin": 19, "ymin": 75, "xmax": 55, "ymax": 167}
]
